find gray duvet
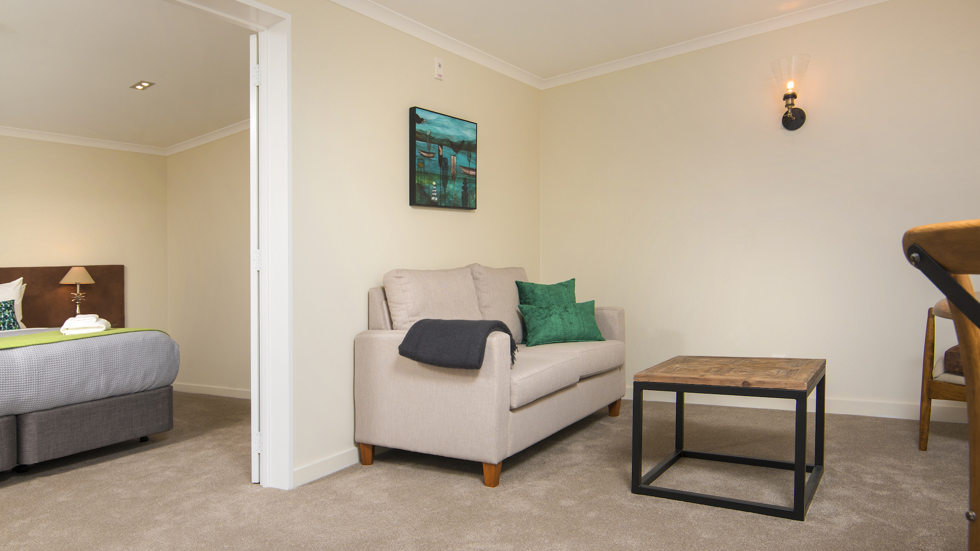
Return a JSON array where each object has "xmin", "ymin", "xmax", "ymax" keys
[{"xmin": 0, "ymin": 330, "xmax": 179, "ymax": 417}]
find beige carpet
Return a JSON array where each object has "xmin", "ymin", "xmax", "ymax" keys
[{"xmin": 0, "ymin": 392, "xmax": 969, "ymax": 550}]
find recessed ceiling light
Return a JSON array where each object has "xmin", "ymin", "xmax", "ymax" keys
[{"xmin": 130, "ymin": 80, "xmax": 155, "ymax": 90}]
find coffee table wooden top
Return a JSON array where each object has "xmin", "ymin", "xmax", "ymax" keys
[{"xmin": 634, "ymin": 356, "xmax": 826, "ymax": 392}]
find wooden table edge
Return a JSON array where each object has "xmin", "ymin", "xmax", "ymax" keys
[{"xmin": 634, "ymin": 356, "xmax": 827, "ymax": 392}]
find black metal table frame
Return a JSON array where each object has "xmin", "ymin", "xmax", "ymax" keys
[{"xmin": 631, "ymin": 375, "xmax": 825, "ymax": 521}]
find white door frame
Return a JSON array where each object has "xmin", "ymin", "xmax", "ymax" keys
[
  {"xmin": 171, "ymin": 0, "xmax": 293, "ymax": 490},
  {"xmin": 249, "ymin": 33, "xmax": 259, "ymax": 484}
]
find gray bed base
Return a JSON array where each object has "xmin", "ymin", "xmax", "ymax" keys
[
  {"xmin": 0, "ymin": 414, "xmax": 14, "ymax": 471},
  {"xmin": 0, "ymin": 386, "xmax": 173, "ymax": 472}
]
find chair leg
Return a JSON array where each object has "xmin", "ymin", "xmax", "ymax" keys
[
  {"xmin": 608, "ymin": 399, "xmax": 622, "ymax": 417},
  {"xmin": 483, "ymin": 462, "xmax": 501, "ymax": 488},
  {"xmin": 967, "ymin": 392, "xmax": 980, "ymax": 551},
  {"xmin": 359, "ymin": 443, "xmax": 374, "ymax": 466},
  {"xmin": 919, "ymin": 386, "xmax": 933, "ymax": 452},
  {"xmin": 949, "ymin": 274, "xmax": 980, "ymax": 549},
  {"xmin": 920, "ymin": 308, "xmax": 937, "ymax": 451}
]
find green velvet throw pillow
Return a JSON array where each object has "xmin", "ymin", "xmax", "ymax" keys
[
  {"xmin": 519, "ymin": 300, "xmax": 605, "ymax": 347},
  {"xmin": 0, "ymin": 300, "xmax": 18, "ymax": 331},
  {"xmin": 515, "ymin": 278, "xmax": 575, "ymax": 307}
]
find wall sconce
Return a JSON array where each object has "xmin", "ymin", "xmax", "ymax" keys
[{"xmin": 771, "ymin": 55, "xmax": 810, "ymax": 131}]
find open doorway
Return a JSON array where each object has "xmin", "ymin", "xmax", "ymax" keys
[
  {"xmin": 1, "ymin": 0, "xmax": 292, "ymax": 489},
  {"xmin": 173, "ymin": 0, "xmax": 292, "ymax": 489}
]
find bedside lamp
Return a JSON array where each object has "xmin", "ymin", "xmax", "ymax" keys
[{"xmin": 60, "ymin": 267, "xmax": 95, "ymax": 314}]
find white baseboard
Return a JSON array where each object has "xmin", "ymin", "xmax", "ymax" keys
[
  {"xmin": 639, "ymin": 391, "xmax": 968, "ymax": 424},
  {"xmin": 172, "ymin": 382, "xmax": 251, "ymax": 400},
  {"xmin": 823, "ymin": 396, "xmax": 967, "ymax": 423},
  {"xmin": 293, "ymin": 446, "xmax": 361, "ymax": 488}
]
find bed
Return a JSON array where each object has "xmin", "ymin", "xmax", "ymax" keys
[{"xmin": 0, "ymin": 265, "xmax": 179, "ymax": 473}]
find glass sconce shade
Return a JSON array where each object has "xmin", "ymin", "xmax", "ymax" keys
[{"xmin": 771, "ymin": 55, "xmax": 810, "ymax": 92}]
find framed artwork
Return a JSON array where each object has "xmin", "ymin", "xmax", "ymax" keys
[{"xmin": 409, "ymin": 107, "xmax": 477, "ymax": 209}]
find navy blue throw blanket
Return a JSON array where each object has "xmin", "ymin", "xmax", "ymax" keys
[{"xmin": 398, "ymin": 319, "xmax": 517, "ymax": 369}]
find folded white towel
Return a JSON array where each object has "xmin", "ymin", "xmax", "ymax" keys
[
  {"xmin": 60, "ymin": 317, "xmax": 111, "ymax": 335},
  {"xmin": 62, "ymin": 315, "xmax": 101, "ymax": 329}
]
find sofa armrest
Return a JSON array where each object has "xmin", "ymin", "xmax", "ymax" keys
[
  {"xmin": 354, "ymin": 330, "xmax": 512, "ymax": 464},
  {"xmin": 367, "ymin": 287, "xmax": 392, "ymax": 330},
  {"xmin": 595, "ymin": 306, "xmax": 625, "ymax": 342}
]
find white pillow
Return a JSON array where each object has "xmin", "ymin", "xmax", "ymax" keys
[{"xmin": 0, "ymin": 278, "xmax": 26, "ymax": 329}]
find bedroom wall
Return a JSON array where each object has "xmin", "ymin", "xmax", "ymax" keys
[
  {"xmin": 262, "ymin": 0, "xmax": 542, "ymax": 484},
  {"xmin": 0, "ymin": 135, "xmax": 169, "ymax": 330},
  {"xmin": 166, "ymin": 130, "xmax": 250, "ymax": 398},
  {"xmin": 539, "ymin": 0, "xmax": 980, "ymax": 420}
]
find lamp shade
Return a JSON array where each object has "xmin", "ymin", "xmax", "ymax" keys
[
  {"xmin": 60, "ymin": 266, "xmax": 95, "ymax": 285},
  {"xmin": 771, "ymin": 54, "xmax": 810, "ymax": 93}
]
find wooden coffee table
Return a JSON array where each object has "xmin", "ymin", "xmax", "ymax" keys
[{"xmin": 631, "ymin": 356, "xmax": 826, "ymax": 521}]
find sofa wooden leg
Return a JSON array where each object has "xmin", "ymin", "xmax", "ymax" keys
[
  {"xmin": 483, "ymin": 462, "xmax": 501, "ymax": 488},
  {"xmin": 359, "ymin": 443, "xmax": 374, "ymax": 466},
  {"xmin": 608, "ymin": 399, "xmax": 622, "ymax": 417}
]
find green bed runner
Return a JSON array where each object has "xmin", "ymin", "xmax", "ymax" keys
[{"xmin": 0, "ymin": 328, "xmax": 166, "ymax": 351}]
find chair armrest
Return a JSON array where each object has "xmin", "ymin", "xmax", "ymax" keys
[
  {"xmin": 595, "ymin": 306, "xmax": 625, "ymax": 342},
  {"xmin": 353, "ymin": 330, "xmax": 512, "ymax": 464}
]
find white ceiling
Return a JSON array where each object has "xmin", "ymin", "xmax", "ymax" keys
[
  {"xmin": 335, "ymin": 0, "xmax": 888, "ymax": 87},
  {"xmin": 1, "ymin": 0, "xmax": 887, "ymax": 150},
  {"xmin": 0, "ymin": 0, "xmax": 252, "ymax": 151}
]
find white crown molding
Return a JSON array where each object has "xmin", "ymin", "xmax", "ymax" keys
[
  {"xmin": 0, "ymin": 119, "xmax": 250, "ymax": 157},
  {"xmin": 331, "ymin": 0, "xmax": 890, "ymax": 90},
  {"xmin": 164, "ymin": 0, "xmax": 288, "ymax": 32},
  {"xmin": 0, "ymin": 126, "xmax": 168, "ymax": 155},
  {"xmin": 165, "ymin": 119, "xmax": 250, "ymax": 155},
  {"xmin": 542, "ymin": 0, "xmax": 891, "ymax": 88},
  {"xmin": 329, "ymin": 0, "xmax": 546, "ymax": 89}
]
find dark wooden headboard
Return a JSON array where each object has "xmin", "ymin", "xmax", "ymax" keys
[{"xmin": 0, "ymin": 265, "xmax": 125, "ymax": 328}]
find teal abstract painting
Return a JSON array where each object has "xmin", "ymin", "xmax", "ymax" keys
[{"xmin": 409, "ymin": 107, "xmax": 477, "ymax": 209}]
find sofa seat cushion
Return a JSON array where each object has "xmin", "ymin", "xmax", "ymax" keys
[
  {"xmin": 541, "ymin": 340, "xmax": 626, "ymax": 379},
  {"xmin": 509, "ymin": 340, "xmax": 626, "ymax": 409},
  {"xmin": 382, "ymin": 267, "xmax": 483, "ymax": 330}
]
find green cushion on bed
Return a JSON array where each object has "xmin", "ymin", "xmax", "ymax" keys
[
  {"xmin": 519, "ymin": 300, "xmax": 605, "ymax": 347},
  {"xmin": 516, "ymin": 278, "xmax": 575, "ymax": 307},
  {"xmin": 0, "ymin": 300, "xmax": 18, "ymax": 331}
]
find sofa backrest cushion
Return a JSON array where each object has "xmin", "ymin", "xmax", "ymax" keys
[
  {"xmin": 382, "ymin": 267, "xmax": 483, "ymax": 329},
  {"xmin": 470, "ymin": 264, "xmax": 529, "ymax": 344}
]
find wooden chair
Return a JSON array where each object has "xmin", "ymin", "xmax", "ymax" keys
[
  {"xmin": 904, "ymin": 219, "xmax": 980, "ymax": 550},
  {"xmin": 920, "ymin": 297, "xmax": 971, "ymax": 451}
]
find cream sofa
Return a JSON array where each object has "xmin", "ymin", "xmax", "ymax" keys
[{"xmin": 353, "ymin": 264, "xmax": 625, "ymax": 487}]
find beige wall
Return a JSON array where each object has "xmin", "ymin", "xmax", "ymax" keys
[
  {"xmin": 540, "ymin": 0, "xmax": 980, "ymax": 419},
  {"xmin": 265, "ymin": 0, "xmax": 542, "ymax": 478},
  {"xmin": 166, "ymin": 131, "xmax": 250, "ymax": 397},
  {"xmin": 0, "ymin": 135, "xmax": 169, "ymax": 330}
]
